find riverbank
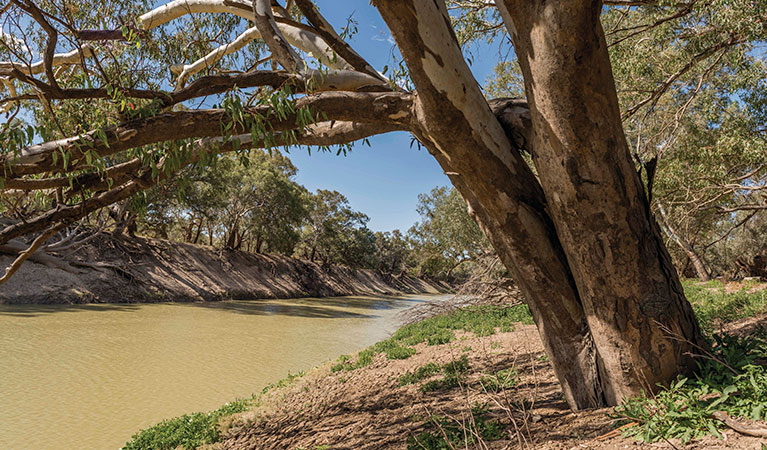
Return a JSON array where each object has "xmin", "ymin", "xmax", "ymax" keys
[
  {"xmin": 0, "ymin": 234, "xmax": 449, "ymax": 304},
  {"xmin": 123, "ymin": 281, "xmax": 767, "ymax": 450}
]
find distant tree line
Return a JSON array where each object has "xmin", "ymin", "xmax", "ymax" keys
[{"xmin": 91, "ymin": 150, "xmax": 488, "ymax": 279}]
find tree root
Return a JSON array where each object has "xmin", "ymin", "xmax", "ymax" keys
[{"xmin": 0, "ymin": 237, "xmax": 81, "ymax": 276}]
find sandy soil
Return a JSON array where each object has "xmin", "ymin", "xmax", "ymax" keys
[{"xmin": 210, "ymin": 317, "xmax": 767, "ymax": 450}]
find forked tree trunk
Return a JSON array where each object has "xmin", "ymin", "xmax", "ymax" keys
[
  {"xmin": 496, "ymin": 0, "xmax": 706, "ymax": 403},
  {"xmin": 377, "ymin": 0, "xmax": 606, "ymax": 409}
]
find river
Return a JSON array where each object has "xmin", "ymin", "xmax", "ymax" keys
[{"xmin": 0, "ymin": 295, "xmax": 439, "ymax": 450}]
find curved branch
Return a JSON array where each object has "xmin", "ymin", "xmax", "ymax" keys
[
  {"xmin": 2, "ymin": 91, "xmax": 414, "ymax": 177},
  {"xmin": 253, "ymin": 0, "xmax": 303, "ymax": 72},
  {"xmin": 0, "ymin": 222, "xmax": 65, "ymax": 284},
  {"xmin": 294, "ymin": 0, "xmax": 385, "ymax": 82}
]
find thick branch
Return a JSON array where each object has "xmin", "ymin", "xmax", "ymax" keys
[
  {"xmin": 253, "ymin": 0, "xmax": 303, "ymax": 72},
  {"xmin": 294, "ymin": 0, "xmax": 385, "ymax": 82},
  {"xmin": 2, "ymin": 91, "xmax": 413, "ymax": 177},
  {"xmin": 0, "ymin": 120, "xmax": 402, "ymax": 248}
]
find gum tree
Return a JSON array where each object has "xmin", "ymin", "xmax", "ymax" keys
[{"xmin": 3, "ymin": 0, "xmax": 745, "ymax": 408}]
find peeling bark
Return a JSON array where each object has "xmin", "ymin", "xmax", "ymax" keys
[
  {"xmin": 377, "ymin": 0, "xmax": 605, "ymax": 409},
  {"xmin": 496, "ymin": 0, "xmax": 705, "ymax": 404}
]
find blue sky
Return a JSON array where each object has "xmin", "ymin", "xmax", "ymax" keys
[{"xmin": 285, "ymin": 2, "xmax": 509, "ymax": 232}]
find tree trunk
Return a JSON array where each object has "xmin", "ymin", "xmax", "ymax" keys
[
  {"xmin": 657, "ymin": 203, "xmax": 712, "ymax": 281},
  {"xmin": 377, "ymin": 0, "xmax": 606, "ymax": 409},
  {"xmin": 193, "ymin": 219, "xmax": 203, "ymax": 244},
  {"xmin": 496, "ymin": 0, "xmax": 706, "ymax": 404},
  {"xmin": 184, "ymin": 221, "xmax": 194, "ymax": 243}
]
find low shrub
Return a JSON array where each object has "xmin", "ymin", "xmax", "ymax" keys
[
  {"xmin": 614, "ymin": 332, "xmax": 767, "ymax": 444},
  {"xmin": 121, "ymin": 399, "xmax": 249, "ymax": 450}
]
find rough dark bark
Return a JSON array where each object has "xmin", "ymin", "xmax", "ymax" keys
[
  {"xmin": 496, "ymin": 0, "xmax": 706, "ymax": 404},
  {"xmin": 376, "ymin": 0, "xmax": 606, "ymax": 409}
]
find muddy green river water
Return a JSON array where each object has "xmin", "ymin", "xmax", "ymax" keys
[{"xmin": 0, "ymin": 295, "xmax": 438, "ymax": 450}]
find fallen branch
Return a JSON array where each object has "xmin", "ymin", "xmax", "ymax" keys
[
  {"xmin": 0, "ymin": 239, "xmax": 80, "ymax": 274},
  {"xmin": 0, "ymin": 224, "xmax": 66, "ymax": 284},
  {"xmin": 712, "ymin": 411, "xmax": 767, "ymax": 438}
]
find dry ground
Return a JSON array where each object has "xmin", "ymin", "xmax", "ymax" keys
[{"xmin": 207, "ymin": 317, "xmax": 767, "ymax": 450}]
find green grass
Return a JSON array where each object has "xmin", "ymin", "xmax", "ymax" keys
[
  {"xmin": 683, "ymin": 279, "xmax": 767, "ymax": 333},
  {"xmin": 261, "ymin": 370, "xmax": 305, "ymax": 394},
  {"xmin": 419, "ymin": 355, "xmax": 471, "ymax": 393},
  {"xmin": 398, "ymin": 362, "xmax": 442, "ymax": 386},
  {"xmin": 392, "ymin": 304, "xmax": 533, "ymax": 347},
  {"xmin": 614, "ymin": 331, "xmax": 767, "ymax": 444},
  {"xmin": 479, "ymin": 367, "xmax": 519, "ymax": 391},
  {"xmin": 407, "ymin": 403, "xmax": 505, "ymax": 449},
  {"xmin": 121, "ymin": 399, "xmax": 250, "ymax": 450},
  {"xmin": 331, "ymin": 305, "xmax": 533, "ymax": 372}
]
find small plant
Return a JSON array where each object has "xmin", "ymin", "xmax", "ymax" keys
[
  {"xmin": 261, "ymin": 371, "xmax": 305, "ymax": 394},
  {"xmin": 419, "ymin": 356, "xmax": 471, "ymax": 393},
  {"xmin": 479, "ymin": 367, "xmax": 519, "ymax": 391},
  {"xmin": 121, "ymin": 400, "xmax": 249, "ymax": 450},
  {"xmin": 407, "ymin": 403, "xmax": 505, "ymax": 449},
  {"xmin": 399, "ymin": 362, "xmax": 442, "ymax": 386}
]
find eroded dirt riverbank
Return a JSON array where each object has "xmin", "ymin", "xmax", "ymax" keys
[{"xmin": 0, "ymin": 235, "xmax": 448, "ymax": 304}]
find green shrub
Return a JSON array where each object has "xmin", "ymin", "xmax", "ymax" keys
[
  {"xmin": 614, "ymin": 332, "xmax": 767, "ymax": 443},
  {"xmin": 121, "ymin": 400, "xmax": 249, "ymax": 450}
]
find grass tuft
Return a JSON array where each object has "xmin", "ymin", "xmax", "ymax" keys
[{"xmin": 407, "ymin": 403, "xmax": 505, "ymax": 449}]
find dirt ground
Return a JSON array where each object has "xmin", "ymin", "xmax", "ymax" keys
[{"xmin": 209, "ymin": 317, "xmax": 767, "ymax": 450}]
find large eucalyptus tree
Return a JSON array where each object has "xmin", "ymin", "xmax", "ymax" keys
[{"xmin": 1, "ymin": 0, "xmax": 732, "ymax": 409}]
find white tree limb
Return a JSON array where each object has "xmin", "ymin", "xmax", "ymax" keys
[
  {"xmin": 0, "ymin": 76, "xmax": 17, "ymax": 113},
  {"xmin": 0, "ymin": 45, "xmax": 94, "ymax": 76},
  {"xmin": 173, "ymin": 26, "xmax": 262, "ymax": 89},
  {"xmin": 0, "ymin": 0, "xmax": 355, "ymax": 95},
  {"xmin": 253, "ymin": 0, "xmax": 303, "ymax": 73}
]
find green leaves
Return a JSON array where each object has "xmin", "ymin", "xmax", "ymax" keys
[{"xmin": 614, "ymin": 332, "xmax": 767, "ymax": 444}]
